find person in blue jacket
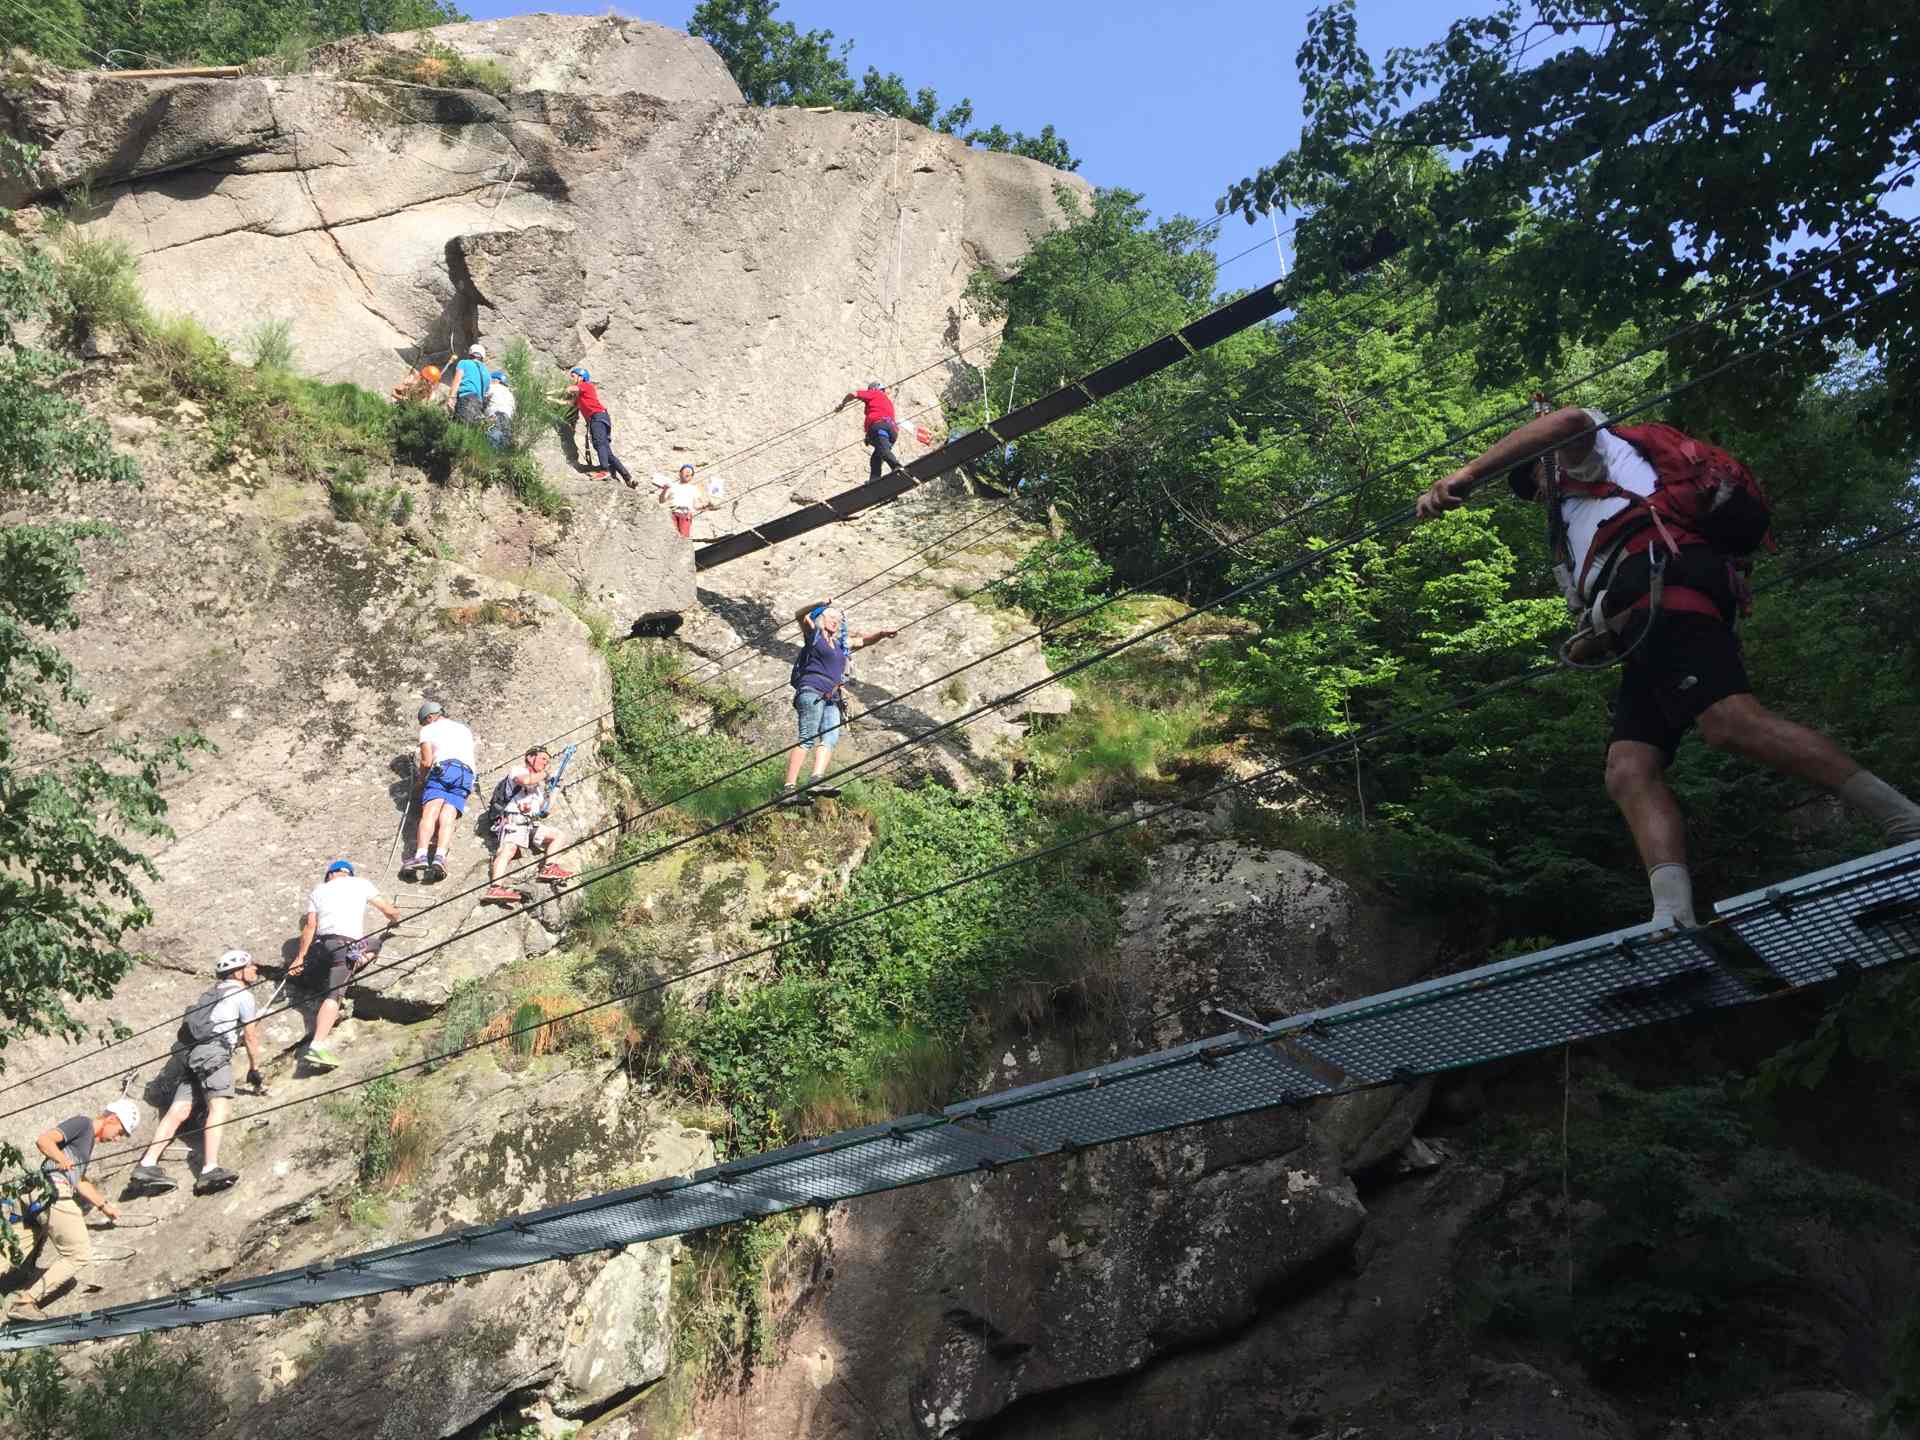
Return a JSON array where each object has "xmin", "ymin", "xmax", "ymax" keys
[
  {"xmin": 446, "ymin": 343, "xmax": 491, "ymax": 424},
  {"xmin": 780, "ymin": 602, "xmax": 896, "ymax": 804}
]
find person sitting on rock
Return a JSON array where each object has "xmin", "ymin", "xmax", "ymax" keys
[
  {"xmin": 446, "ymin": 343, "xmax": 491, "ymax": 424},
  {"xmin": 2, "ymin": 1100, "xmax": 138, "ymax": 1324},
  {"xmin": 390, "ymin": 360, "xmax": 443, "ymax": 405},
  {"xmin": 484, "ymin": 369, "xmax": 516, "ymax": 450},
  {"xmin": 838, "ymin": 380, "xmax": 909, "ymax": 483},
  {"xmin": 564, "ymin": 367, "xmax": 635, "ymax": 486},
  {"xmin": 404, "ymin": 700, "xmax": 478, "ymax": 883},
  {"xmin": 780, "ymin": 602, "xmax": 896, "ymax": 805},
  {"xmin": 288, "ymin": 859, "xmax": 402, "ymax": 1071},
  {"xmin": 659, "ymin": 463, "xmax": 715, "ymax": 539},
  {"xmin": 483, "ymin": 748, "xmax": 576, "ymax": 906},
  {"xmin": 129, "ymin": 951, "xmax": 263, "ymax": 1197}
]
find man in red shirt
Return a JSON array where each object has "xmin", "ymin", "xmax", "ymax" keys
[
  {"xmin": 838, "ymin": 380, "xmax": 909, "ymax": 483},
  {"xmin": 565, "ymin": 367, "xmax": 634, "ymax": 486}
]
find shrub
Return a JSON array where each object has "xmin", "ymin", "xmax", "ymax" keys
[
  {"xmin": 354, "ymin": 1076, "xmax": 432, "ymax": 1189},
  {"xmin": 49, "ymin": 228, "xmax": 148, "ymax": 344},
  {"xmin": 0, "ymin": 1335, "xmax": 223, "ymax": 1438},
  {"xmin": 247, "ymin": 316, "xmax": 296, "ymax": 372},
  {"xmin": 358, "ymin": 43, "xmax": 514, "ymax": 97},
  {"xmin": 993, "ymin": 535, "xmax": 1112, "ymax": 626}
]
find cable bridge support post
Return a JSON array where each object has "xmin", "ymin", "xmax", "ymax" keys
[{"xmin": 692, "ymin": 280, "xmax": 1291, "ymax": 570}]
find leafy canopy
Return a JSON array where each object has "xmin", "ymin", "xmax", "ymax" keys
[
  {"xmin": 690, "ymin": 0, "xmax": 1080, "ymax": 170},
  {"xmin": 1221, "ymin": 0, "xmax": 1920, "ymax": 417}
]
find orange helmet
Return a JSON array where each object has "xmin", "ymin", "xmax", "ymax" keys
[{"xmin": 422, "ymin": 364, "xmax": 442, "ymax": 383}]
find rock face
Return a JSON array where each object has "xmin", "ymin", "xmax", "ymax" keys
[
  {"xmin": 2, "ymin": 25, "xmax": 1088, "ymax": 626},
  {"xmin": 683, "ymin": 831, "xmax": 1442, "ymax": 1439}
]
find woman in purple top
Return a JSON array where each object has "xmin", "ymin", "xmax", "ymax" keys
[{"xmin": 779, "ymin": 603, "xmax": 897, "ymax": 805}]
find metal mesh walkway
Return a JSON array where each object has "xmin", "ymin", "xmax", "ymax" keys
[{"xmin": 6, "ymin": 842, "xmax": 1916, "ymax": 1351}]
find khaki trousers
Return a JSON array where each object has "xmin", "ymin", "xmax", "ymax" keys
[{"xmin": 4, "ymin": 1193, "xmax": 89, "ymax": 1313}]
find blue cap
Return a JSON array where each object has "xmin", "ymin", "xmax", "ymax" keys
[
  {"xmin": 491, "ymin": 370, "xmax": 507, "ymax": 382},
  {"xmin": 327, "ymin": 859, "xmax": 355, "ymax": 876}
]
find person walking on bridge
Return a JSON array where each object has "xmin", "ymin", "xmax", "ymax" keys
[
  {"xmin": 1415, "ymin": 404, "xmax": 1920, "ymax": 931},
  {"xmin": 838, "ymin": 380, "xmax": 909, "ymax": 483},
  {"xmin": 289, "ymin": 859, "xmax": 402, "ymax": 1072},
  {"xmin": 2, "ymin": 1100, "xmax": 137, "ymax": 1323}
]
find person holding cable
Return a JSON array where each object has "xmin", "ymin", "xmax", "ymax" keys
[
  {"xmin": 128, "ymin": 950, "xmax": 264, "ymax": 1196},
  {"xmin": 289, "ymin": 859, "xmax": 402, "ymax": 1072},
  {"xmin": 1, "ymin": 1100, "xmax": 138, "ymax": 1323},
  {"xmin": 779, "ymin": 602, "xmax": 896, "ymax": 805},
  {"xmin": 838, "ymin": 380, "xmax": 910, "ymax": 483}
]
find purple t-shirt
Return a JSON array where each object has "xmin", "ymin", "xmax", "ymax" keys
[{"xmin": 793, "ymin": 628, "xmax": 848, "ymax": 697}]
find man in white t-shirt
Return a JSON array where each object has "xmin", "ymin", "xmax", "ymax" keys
[
  {"xmin": 1417, "ymin": 405, "xmax": 1920, "ymax": 930},
  {"xmin": 405, "ymin": 700, "xmax": 478, "ymax": 883},
  {"xmin": 483, "ymin": 748, "xmax": 575, "ymax": 906},
  {"xmin": 288, "ymin": 858, "xmax": 402, "ymax": 1071}
]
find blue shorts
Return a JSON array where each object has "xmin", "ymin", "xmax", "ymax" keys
[
  {"xmin": 422, "ymin": 760, "xmax": 474, "ymax": 814},
  {"xmin": 795, "ymin": 688, "xmax": 843, "ymax": 751}
]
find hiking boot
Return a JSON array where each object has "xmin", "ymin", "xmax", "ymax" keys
[
  {"xmin": 194, "ymin": 1168, "xmax": 239, "ymax": 1196},
  {"xmin": 129, "ymin": 1165, "xmax": 177, "ymax": 1192},
  {"xmin": 807, "ymin": 783, "xmax": 842, "ymax": 799},
  {"xmin": 535, "ymin": 862, "xmax": 573, "ymax": 883},
  {"xmin": 482, "ymin": 884, "xmax": 523, "ymax": 906},
  {"xmin": 399, "ymin": 853, "xmax": 429, "ymax": 882},
  {"xmin": 304, "ymin": 1045, "xmax": 342, "ymax": 1071},
  {"xmin": 777, "ymin": 785, "xmax": 811, "ymax": 808}
]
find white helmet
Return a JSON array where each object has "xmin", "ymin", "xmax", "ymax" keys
[
  {"xmin": 215, "ymin": 949, "xmax": 253, "ymax": 975},
  {"xmin": 468, "ymin": 342, "xmax": 486, "ymax": 359},
  {"xmin": 867, "ymin": 379, "xmax": 884, "ymax": 391},
  {"xmin": 104, "ymin": 1099, "xmax": 140, "ymax": 1135}
]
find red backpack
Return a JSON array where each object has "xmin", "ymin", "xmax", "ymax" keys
[{"xmin": 1560, "ymin": 422, "xmax": 1775, "ymax": 597}]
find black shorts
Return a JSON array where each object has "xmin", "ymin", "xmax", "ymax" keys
[
  {"xmin": 294, "ymin": 934, "xmax": 383, "ymax": 997},
  {"xmin": 1609, "ymin": 610, "xmax": 1751, "ymax": 763}
]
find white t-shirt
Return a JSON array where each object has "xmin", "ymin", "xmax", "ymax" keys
[
  {"xmin": 665, "ymin": 480, "xmax": 702, "ymax": 513},
  {"xmin": 487, "ymin": 383, "xmax": 516, "ymax": 420},
  {"xmin": 502, "ymin": 763, "xmax": 546, "ymax": 817},
  {"xmin": 1558, "ymin": 408, "xmax": 1657, "ymax": 580},
  {"xmin": 419, "ymin": 717, "xmax": 477, "ymax": 770},
  {"xmin": 194, "ymin": 980, "xmax": 258, "ymax": 1050},
  {"xmin": 307, "ymin": 875, "xmax": 379, "ymax": 940}
]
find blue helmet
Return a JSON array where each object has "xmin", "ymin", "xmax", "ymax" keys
[
  {"xmin": 568, "ymin": 366, "xmax": 590, "ymax": 382},
  {"xmin": 326, "ymin": 858, "xmax": 355, "ymax": 876},
  {"xmin": 490, "ymin": 370, "xmax": 507, "ymax": 383}
]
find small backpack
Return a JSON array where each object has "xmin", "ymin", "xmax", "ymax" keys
[
  {"xmin": 176, "ymin": 983, "xmax": 232, "ymax": 1047},
  {"xmin": 1561, "ymin": 422, "xmax": 1774, "ymax": 596},
  {"xmin": 486, "ymin": 773, "xmax": 520, "ymax": 824}
]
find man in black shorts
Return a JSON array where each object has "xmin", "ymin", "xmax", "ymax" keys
[
  {"xmin": 1417, "ymin": 404, "xmax": 1920, "ymax": 929},
  {"xmin": 289, "ymin": 858, "xmax": 402, "ymax": 1071}
]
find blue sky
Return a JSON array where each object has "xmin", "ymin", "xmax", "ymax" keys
[{"xmin": 460, "ymin": 0, "xmax": 1458, "ymax": 291}]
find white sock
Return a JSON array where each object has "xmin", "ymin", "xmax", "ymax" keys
[
  {"xmin": 1838, "ymin": 771, "xmax": 1920, "ymax": 846},
  {"xmin": 1648, "ymin": 862, "xmax": 1697, "ymax": 930}
]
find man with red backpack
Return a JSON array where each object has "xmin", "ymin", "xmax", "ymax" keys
[{"xmin": 1417, "ymin": 404, "xmax": 1920, "ymax": 930}]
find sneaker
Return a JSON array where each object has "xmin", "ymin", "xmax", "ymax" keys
[
  {"xmin": 481, "ymin": 884, "xmax": 523, "ymax": 906},
  {"xmin": 588, "ymin": 469, "xmax": 611, "ymax": 481},
  {"xmin": 777, "ymin": 786, "xmax": 811, "ymax": 808},
  {"xmin": 129, "ymin": 1164, "xmax": 177, "ymax": 1192},
  {"xmin": 424, "ymin": 855, "xmax": 448, "ymax": 883},
  {"xmin": 194, "ymin": 1167, "xmax": 239, "ymax": 1195},
  {"xmin": 400, "ymin": 853, "xmax": 429, "ymax": 882},
  {"xmin": 304, "ymin": 1045, "xmax": 342, "ymax": 1071},
  {"xmin": 808, "ymin": 783, "xmax": 841, "ymax": 799},
  {"xmin": 535, "ymin": 862, "xmax": 573, "ymax": 883}
]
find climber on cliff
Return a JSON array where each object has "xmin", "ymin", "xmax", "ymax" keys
[
  {"xmin": 1, "ymin": 1100, "xmax": 138, "ymax": 1323},
  {"xmin": 838, "ymin": 380, "xmax": 909, "ymax": 484},
  {"xmin": 780, "ymin": 602, "xmax": 897, "ymax": 805},
  {"xmin": 482, "ymin": 747, "xmax": 575, "ymax": 906},
  {"xmin": 128, "ymin": 950, "xmax": 263, "ymax": 1197},
  {"xmin": 390, "ymin": 359, "xmax": 445, "ymax": 405},
  {"xmin": 485, "ymin": 369, "xmax": 516, "ymax": 450},
  {"xmin": 446, "ymin": 343, "xmax": 493, "ymax": 425},
  {"xmin": 403, "ymin": 700, "xmax": 478, "ymax": 884},
  {"xmin": 659, "ymin": 463, "xmax": 715, "ymax": 539},
  {"xmin": 1414, "ymin": 404, "xmax": 1920, "ymax": 931},
  {"xmin": 288, "ymin": 859, "xmax": 402, "ymax": 1071},
  {"xmin": 563, "ymin": 367, "xmax": 636, "ymax": 486}
]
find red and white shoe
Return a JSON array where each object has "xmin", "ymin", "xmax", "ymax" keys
[
  {"xmin": 536, "ymin": 862, "xmax": 574, "ymax": 883},
  {"xmin": 481, "ymin": 884, "xmax": 523, "ymax": 907}
]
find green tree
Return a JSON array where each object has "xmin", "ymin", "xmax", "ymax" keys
[
  {"xmin": 1221, "ymin": 0, "xmax": 1920, "ymax": 416},
  {"xmin": 0, "ymin": 143, "xmax": 202, "ymax": 1124},
  {"xmin": 689, "ymin": 0, "xmax": 1079, "ymax": 169}
]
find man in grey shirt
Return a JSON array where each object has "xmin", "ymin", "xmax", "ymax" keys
[
  {"xmin": 130, "ymin": 949, "xmax": 264, "ymax": 1196},
  {"xmin": 3, "ymin": 1099, "xmax": 138, "ymax": 1321}
]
